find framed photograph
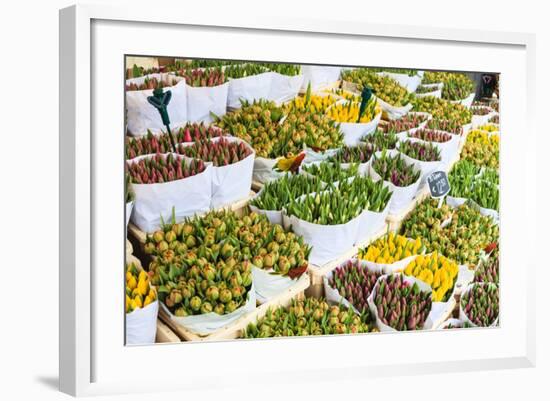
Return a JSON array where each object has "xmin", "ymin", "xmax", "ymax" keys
[{"xmin": 59, "ymin": 4, "xmax": 535, "ymax": 396}]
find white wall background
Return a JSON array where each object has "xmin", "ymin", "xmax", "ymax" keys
[{"xmin": 0, "ymin": 0, "xmax": 547, "ymax": 400}]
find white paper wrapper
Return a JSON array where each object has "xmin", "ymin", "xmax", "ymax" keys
[
  {"xmin": 300, "ymin": 65, "xmax": 342, "ymax": 91},
  {"xmin": 450, "ymin": 92, "xmax": 475, "ymax": 108},
  {"xmin": 377, "ymin": 71, "xmax": 423, "ymax": 93},
  {"xmin": 252, "ymin": 267, "xmax": 301, "ymax": 304},
  {"xmin": 356, "ymin": 194, "xmax": 391, "ymax": 243},
  {"xmin": 416, "ymin": 83, "xmax": 444, "ymax": 98},
  {"xmin": 186, "ymin": 82, "xmax": 229, "ymax": 123},
  {"xmin": 268, "ymin": 73, "xmax": 304, "ymax": 104},
  {"xmin": 471, "ymin": 110, "xmax": 498, "ymax": 129},
  {"xmin": 161, "ymin": 283, "xmax": 256, "ymax": 336},
  {"xmin": 126, "ymin": 201, "xmax": 134, "ymax": 230},
  {"xmin": 227, "ymin": 71, "xmax": 274, "ymax": 109},
  {"xmin": 436, "ymin": 318, "xmax": 466, "ymax": 330},
  {"xmin": 130, "ymin": 154, "xmax": 212, "ymax": 233},
  {"xmin": 252, "ymin": 156, "xmax": 285, "ymax": 184},
  {"xmin": 459, "ymin": 282, "xmax": 499, "ymax": 328},
  {"xmin": 367, "ymin": 274, "xmax": 434, "ymax": 331},
  {"xmin": 369, "ymin": 149, "xmax": 422, "ymax": 215},
  {"xmin": 376, "ymin": 96, "xmax": 414, "ymax": 120},
  {"xmin": 126, "ymin": 73, "xmax": 188, "ymax": 137},
  {"xmin": 361, "ymin": 244, "xmax": 420, "ymax": 275},
  {"xmin": 285, "ymin": 191, "xmax": 361, "ymax": 266},
  {"xmin": 126, "ymin": 301, "xmax": 159, "ymax": 345}
]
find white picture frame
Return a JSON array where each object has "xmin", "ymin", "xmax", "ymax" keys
[{"xmin": 59, "ymin": 4, "xmax": 536, "ymax": 397}]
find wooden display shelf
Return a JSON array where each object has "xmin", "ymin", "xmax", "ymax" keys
[
  {"xmin": 156, "ymin": 319, "xmax": 181, "ymax": 343},
  {"xmin": 158, "ymin": 273, "xmax": 310, "ymax": 342}
]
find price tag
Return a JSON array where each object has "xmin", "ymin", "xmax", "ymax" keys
[{"xmin": 426, "ymin": 170, "xmax": 450, "ymax": 203}]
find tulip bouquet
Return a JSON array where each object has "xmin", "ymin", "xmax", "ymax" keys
[
  {"xmin": 244, "ymin": 297, "xmax": 375, "ymax": 337},
  {"xmin": 448, "ymin": 160, "xmax": 480, "ymax": 198},
  {"xmin": 125, "ymin": 76, "xmax": 179, "ymax": 91},
  {"xmin": 126, "ymin": 64, "xmax": 161, "ymax": 79},
  {"xmin": 175, "ymin": 59, "xmax": 238, "ymax": 69},
  {"xmin": 425, "ymin": 118, "xmax": 464, "ymax": 135},
  {"xmin": 126, "ymin": 263, "xmax": 157, "ymax": 313},
  {"xmin": 284, "ymin": 93, "xmax": 338, "ymax": 114},
  {"xmin": 471, "ymin": 106, "xmax": 493, "ymax": 116},
  {"xmin": 328, "ymin": 259, "xmax": 383, "ymax": 314},
  {"xmin": 259, "ymin": 63, "xmax": 301, "ymax": 76},
  {"xmin": 250, "ymin": 174, "xmax": 323, "ymax": 211},
  {"xmin": 441, "ymin": 73, "xmax": 474, "ymax": 101},
  {"xmin": 471, "ymin": 179, "xmax": 499, "ymax": 211},
  {"xmin": 175, "ymin": 67, "xmax": 226, "ymax": 87},
  {"xmin": 461, "ymin": 283, "xmax": 499, "ymax": 327},
  {"xmin": 412, "ymin": 96, "xmax": 472, "ymax": 125},
  {"xmin": 301, "ymin": 161, "xmax": 359, "ymax": 183},
  {"xmin": 285, "ymin": 176, "xmax": 392, "ymax": 225},
  {"xmin": 359, "ymin": 233, "xmax": 424, "ymax": 265},
  {"xmin": 422, "ymin": 71, "xmax": 454, "ymax": 84},
  {"xmin": 341, "ymin": 69, "xmax": 413, "ymax": 107},
  {"xmin": 401, "ymin": 200, "xmax": 499, "ymax": 266},
  {"xmin": 400, "ymin": 199, "xmax": 453, "ymax": 234},
  {"xmin": 408, "ymin": 128, "xmax": 453, "ymax": 143},
  {"xmin": 327, "ymin": 143, "xmax": 376, "ymax": 164},
  {"xmin": 379, "ymin": 113, "xmax": 428, "ymax": 134},
  {"xmin": 477, "ymin": 123, "xmax": 499, "ymax": 133},
  {"xmin": 371, "ymin": 151, "xmax": 421, "ymax": 187},
  {"xmin": 461, "ymin": 130, "xmax": 499, "ymax": 169},
  {"xmin": 329, "ymin": 88, "xmax": 361, "ymax": 102},
  {"xmin": 176, "ymin": 137, "xmax": 253, "ymax": 167},
  {"xmin": 326, "ymin": 99, "xmax": 380, "ymax": 123},
  {"xmin": 403, "ymin": 252, "xmax": 459, "ymax": 302},
  {"xmin": 474, "ymin": 247, "xmax": 499, "ymax": 284},
  {"xmin": 125, "ymin": 173, "xmax": 134, "ymax": 203},
  {"xmin": 372, "ymin": 274, "xmax": 432, "ymax": 331},
  {"xmin": 416, "ymin": 85, "xmax": 438, "ymax": 94},
  {"xmin": 224, "ymin": 63, "xmax": 268, "ymax": 79},
  {"xmin": 489, "ymin": 114, "xmax": 500, "ymax": 124},
  {"xmin": 126, "ymin": 153, "xmax": 206, "ymax": 184},
  {"xmin": 125, "ymin": 123, "xmax": 225, "ymax": 159},
  {"xmin": 360, "ymin": 129, "xmax": 399, "ymax": 150},
  {"xmin": 398, "ymin": 140, "xmax": 441, "ymax": 162}
]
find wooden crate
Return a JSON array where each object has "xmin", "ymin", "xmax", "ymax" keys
[
  {"xmin": 128, "ymin": 191, "xmax": 255, "ymax": 248},
  {"xmin": 156, "ymin": 319, "xmax": 181, "ymax": 343},
  {"xmin": 306, "ymin": 226, "xmax": 388, "ymax": 299},
  {"xmin": 158, "ymin": 273, "xmax": 310, "ymax": 342},
  {"xmin": 251, "ymin": 180, "xmax": 264, "ymax": 192}
]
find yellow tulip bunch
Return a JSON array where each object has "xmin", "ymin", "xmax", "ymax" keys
[
  {"xmin": 477, "ymin": 124, "xmax": 499, "ymax": 133},
  {"xmin": 126, "ymin": 263, "xmax": 156, "ymax": 313},
  {"xmin": 359, "ymin": 233, "xmax": 423, "ymax": 265},
  {"xmin": 403, "ymin": 252, "xmax": 458, "ymax": 302},
  {"xmin": 326, "ymin": 100, "xmax": 381, "ymax": 123},
  {"xmin": 285, "ymin": 94, "xmax": 338, "ymax": 114},
  {"xmin": 327, "ymin": 88, "xmax": 361, "ymax": 102},
  {"xmin": 467, "ymin": 129, "xmax": 499, "ymax": 147}
]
